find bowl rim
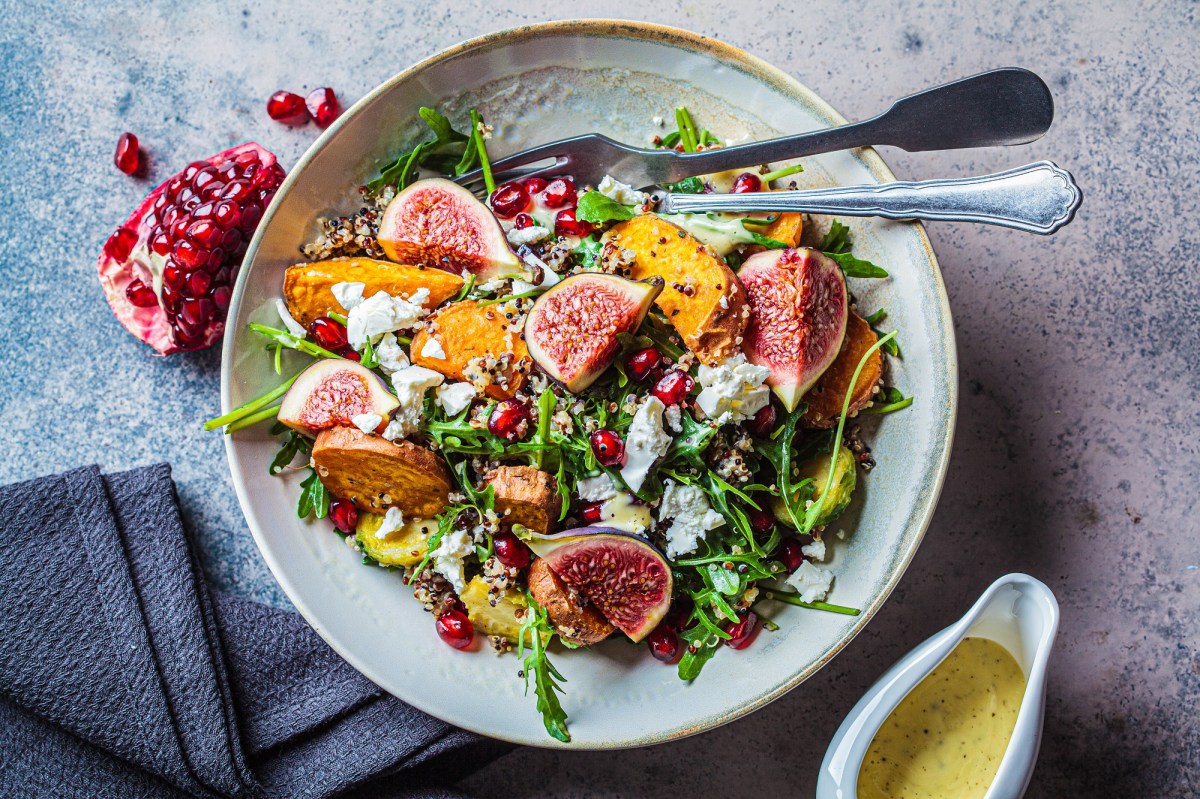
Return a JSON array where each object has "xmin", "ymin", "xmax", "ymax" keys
[{"xmin": 221, "ymin": 18, "xmax": 958, "ymax": 748}]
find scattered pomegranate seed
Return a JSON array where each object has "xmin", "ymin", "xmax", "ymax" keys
[
  {"xmin": 492, "ymin": 531, "xmax": 531, "ymax": 570},
  {"xmin": 647, "ymin": 623, "xmax": 681, "ymax": 663},
  {"xmin": 305, "ymin": 87, "xmax": 340, "ymax": 127},
  {"xmin": 329, "ymin": 499, "xmax": 359, "ymax": 534},
  {"xmin": 554, "ymin": 208, "xmax": 594, "ymax": 237},
  {"xmin": 749, "ymin": 506, "xmax": 776, "ymax": 534},
  {"xmin": 624, "ymin": 347, "xmax": 662, "ymax": 381},
  {"xmin": 338, "ymin": 347, "xmax": 361, "ymax": 362},
  {"xmin": 747, "ymin": 403, "xmax": 777, "ymax": 437},
  {"xmin": 104, "ymin": 227, "xmax": 138, "ymax": 261},
  {"xmin": 579, "ymin": 502, "xmax": 604, "ymax": 524},
  {"xmin": 542, "ymin": 177, "xmax": 576, "ymax": 208},
  {"xmin": 124, "ymin": 279, "xmax": 158, "ymax": 308},
  {"xmin": 436, "ymin": 609, "xmax": 474, "ymax": 649},
  {"xmin": 513, "ymin": 212, "xmax": 534, "ymax": 230},
  {"xmin": 725, "ymin": 611, "xmax": 760, "ymax": 650},
  {"xmin": 488, "ymin": 399, "xmax": 531, "ymax": 441},
  {"xmin": 114, "ymin": 132, "xmax": 141, "ymax": 175},
  {"xmin": 731, "ymin": 172, "xmax": 762, "ymax": 193},
  {"xmin": 309, "ymin": 316, "xmax": 348, "ymax": 350},
  {"xmin": 524, "ymin": 176, "xmax": 549, "ymax": 194},
  {"xmin": 266, "ymin": 90, "xmax": 308, "ymax": 122},
  {"xmin": 590, "ymin": 429, "xmax": 625, "ymax": 467},
  {"xmin": 651, "ymin": 369, "xmax": 695, "ymax": 406},
  {"xmin": 775, "ymin": 537, "xmax": 805, "ymax": 573},
  {"xmin": 490, "ymin": 182, "xmax": 530, "ymax": 219}
]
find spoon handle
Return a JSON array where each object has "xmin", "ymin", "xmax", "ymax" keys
[{"xmin": 659, "ymin": 161, "xmax": 1083, "ymax": 235}]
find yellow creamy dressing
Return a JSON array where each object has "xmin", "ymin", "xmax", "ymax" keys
[{"xmin": 857, "ymin": 637, "xmax": 1026, "ymax": 799}]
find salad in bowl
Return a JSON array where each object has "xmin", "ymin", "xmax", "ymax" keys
[{"xmin": 209, "ymin": 105, "xmax": 910, "ymax": 742}]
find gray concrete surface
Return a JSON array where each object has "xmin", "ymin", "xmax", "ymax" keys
[{"xmin": 0, "ymin": 1, "xmax": 1195, "ymax": 796}]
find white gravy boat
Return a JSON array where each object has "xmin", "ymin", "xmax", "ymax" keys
[{"xmin": 817, "ymin": 573, "xmax": 1060, "ymax": 799}]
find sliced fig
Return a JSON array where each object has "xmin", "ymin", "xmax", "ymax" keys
[
  {"xmin": 277, "ymin": 359, "xmax": 398, "ymax": 436},
  {"xmin": 738, "ymin": 248, "xmax": 848, "ymax": 412},
  {"xmin": 97, "ymin": 143, "xmax": 284, "ymax": 354},
  {"xmin": 527, "ymin": 528, "xmax": 672, "ymax": 642},
  {"xmin": 377, "ymin": 178, "xmax": 522, "ymax": 280},
  {"xmin": 524, "ymin": 273, "xmax": 663, "ymax": 393}
]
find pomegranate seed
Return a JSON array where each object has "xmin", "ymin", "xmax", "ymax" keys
[
  {"xmin": 489, "ymin": 182, "xmax": 530, "ymax": 219},
  {"xmin": 183, "ymin": 161, "xmax": 205, "ymax": 181},
  {"xmin": 220, "ymin": 228, "xmax": 242, "ymax": 250},
  {"xmin": 747, "ymin": 403, "xmax": 777, "ymax": 437},
  {"xmin": 435, "ymin": 609, "xmax": 474, "ymax": 649},
  {"xmin": 524, "ymin": 176, "xmax": 548, "ymax": 194},
  {"xmin": 125, "ymin": 279, "xmax": 158, "ymax": 308},
  {"xmin": 212, "ymin": 286, "xmax": 232, "ymax": 312},
  {"xmin": 554, "ymin": 208, "xmax": 594, "ymax": 237},
  {"xmin": 542, "ymin": 177, "xmax": 576, "ymax": 208},
  {"xmin": 731, "ymin": 172, "xmax": 762, "ymax": 193},
  {"xmin": 725, "ymin": 611, "xmax": 760, "ymax": 650},
  {"xmin": 180, "ymin": 297, "xmax": 214, "ymax": 327},
  {"xmin": 309, "ymin": 316, "xmax": 348, "ymax": 350},
  {"xmin": 488, "ymin": 399, "xmax": 531, "ymax": 441},
  {"xmin": 114, "ymin": 132, "xmax": 140, "ymax": 175},
  {"xmin": 191, "ymin": 201, "xmax": 216, "ymax": 221},
  {"xmin": 191, "ymin": 166, "xmax": 219, "ymax": 192},
  {"xmin": 214, "ymin": 200, "xmax": 242, "ymax": 230},
  {"xmin": 306, "ymin": 87, "xmax": 339, "ymax": 127},
  {"xmin": 104, "ymin": 228, "xmax": 138, "ymax": 261},
  {"xmin": 338, "ymin": 348, "xmax": 361, "ymax": 362},
  {"xmin": 329, "ymin": 498, "xmax": 358, "ymax": 533},
  {"xmin": 186, "ymin": 270, "xmax": 212, "ymax": 297},
  {"xmin": 579, "ymin": 502, "xmax": 604, "ymax": 524},
  {"xmin": 651, "ymin": 370, "xmax": 695, "ymax": 406},
  {"xmin": 624, "ymin": 347, "xmax": 662, "ymax": 381},
  {"xmin": 187, "ymin": 220, "xmax": 221, "ymax": 248},
  {"xmin": 775, "ymin": 538, "xmax": 805, "ymax": 573},
  {"xmin": 647, "ymin": 623, "xmax": 681, "ymax": 663},
  {"xmin": 239, "ymin": 203, "xmax": 263, "ymax": 233},
  {"xmin": 492, "ymin": 531, "xmax": 531, "ymax": 569},
  {"xmin": 221, "ymin": 180, "xmax": 251, "ymax": 203},
  {"xmin": 749, "ymin": 506, "xmax": 775, "ymax": 534},
  {"xmin": 266, "ymin": 90, "xmax": 308, "ymax": 122},
  {"xmin": 590, "ymin": 429, "xmax": 625, "ymax": 467},
  {"xmin": 151, "ymin": 231, "xmax": 172, "ymax": 256},
  {"xmin": 513, "ymin": 212, "xmax": 534, "ymax": 229},
  {"xmin": 162, "ymin": 265, "xmax": 184, "ymax": 289}
]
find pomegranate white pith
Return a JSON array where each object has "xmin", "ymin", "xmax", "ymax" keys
[{"xmin": 277, "ymin": 359, "xmax": 399, "ymax": 436}]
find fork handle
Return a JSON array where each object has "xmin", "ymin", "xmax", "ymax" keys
[{"xmin": 659, "ymin": 161, "xmax": 1082, "ymax": 235}]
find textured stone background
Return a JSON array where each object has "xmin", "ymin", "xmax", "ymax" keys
[{"xmin": 1, "ymin": 1, "xmax": 1196, "ymax": 796}]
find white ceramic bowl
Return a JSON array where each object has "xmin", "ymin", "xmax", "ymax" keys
[{"xmin": 220, "ymin": 20, "xmax": 958, "ymax": 748}]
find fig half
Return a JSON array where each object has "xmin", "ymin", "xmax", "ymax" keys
[
  {"xmin": 524, "ymin": 273, "xmax": 663, "ymax": 393},
  {"xmin": 738, "ymin": 248, "xmax": 848, "ymax": 412},
  {"xmin": 377, "ymin": 178, "xmax": 522, "ymax": 280},
  {"xmin": 277, "ymin": 359, "xmax": 398, "ymax": 436},
  {"xmin": 528, "ymin": 528, "xmax": 672, "ymax": 642}
]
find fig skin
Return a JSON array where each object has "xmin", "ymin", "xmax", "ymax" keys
[
  {"xmin": 276, "ymin": 359, "xmax": 399, "ymax": 436},
  {"xmin": 528, "ymin": 557, "xmax": 615, "ymax": 646},
  {"xmin": 738, "ymin": 248, "xmax": 848, "ymax": 412},
  {"xmin": 524, "ymin": 273, "xmax": 664, "ymax": 393},
  {"xmin": 376, "ymin": 178, "xmax": 522, "ymax": 280}
]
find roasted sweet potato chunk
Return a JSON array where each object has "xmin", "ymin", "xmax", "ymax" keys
[
  {"xmin": 410, "ymin": 300, "xmax": 532, "ymax": 399},
  {"xmin": 760, "ymin": 212, "xmax": 804, "ymax": 248},
  {"xmin": 283, "ymin": 257, "xmax": 463, "ymax": 328},
  {"xmin": 485, "ymin": 465, "xmax": 559, "ymax": 534},
  {"xmin": 603, "ymin": 214, "xmax": 748, "ymax": 366},
  {"xmin": 800, "ymin": 312, "xmax": 884, "ymax": 428},
  {"xmin": 528, "ymin": 557, "xmax": 614, "ymax": 646},
  {"xmin": 311, "ymin": 426, "xmax": 450, "ymax": 516}
]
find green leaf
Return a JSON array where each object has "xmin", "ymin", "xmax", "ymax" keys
[
  {"xmin": 575, "ymin": 191, "xmax": 636, "ymax": 224},
  {"xmin": 297, "ymin": 469, "xmax": 330, "ymax": 519},
  {"xmin": 268, "ymin": 430, "xmax": 309, "ymax": 475},
  {"xmin": 748, "ymin": 231, "xmax": 789, "ymax": 249},
  {"xmin": 824, "ymin": 250, "xmax": 889, "ymax": 279},
  {"xmin": 518, "ymin": 594, "xmax": 571, "ymax": 742},
  {"xmin": 677, "ymin": 633, "xmax": 719, "ymax": 681},
  {"xmin": 663, "ymin": 175, "xmax": 705, "ymax": 194},
  {"xmin": 418, "ymin": 106, "xmax": 466, "ymax": 144},
  {"xmin": 367, "ymin": 106, "xmax": 473, "ymax": 191},
  {"xmin": 658, "ymin": 131, "xmax": 681, "ymax": 150},
  {"xmin": 707, "ymin": 563, "xmax": 740, "ymax": 596},
  {"xmin": 863, "ymin": 308, "xmax": 887, "ymax": 326},
  {"xmin": 819, "ymin": 220, "xmax": 852, "ymax": 254}
]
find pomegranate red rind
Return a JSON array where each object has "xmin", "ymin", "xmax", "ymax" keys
[
  {"xmin": 524, "ymin": 273, "xmax": 663, "ymax": 393},
  {"xmin": 97, "ymin": 142, "xmax": 284, "ymax": 354},
  {"xmin": 277, "ymin": 359, "xmax": 399, "ymax": 436},
  {"xmin": 377, "ymin": 178, "xmax": 521, "ymax": 280},
  {"xmin": 738, "ymin": 248, "xmax": 848, "ymax": 412},
  {"xmin": 528, "ymin": 528, "xmax": 673, "ymax": 642}
]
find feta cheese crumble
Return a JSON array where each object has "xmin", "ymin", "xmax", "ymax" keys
[
  {"xmin": 420, "ymin": 336, "xmax": 446, "ymax": 360},
  {"xmin": 345, "ymin": 288, "xmax": 430, "ymax": 350},
  {"xmin": 506, "ymin": 225, "xmax": 552, "ymax": 246},
  {"xmin": 657, "ymin": 479, "xmax": 726, "ymax": 559},
  {"xmin": 436, "ymin": 381, "xmax": 476, "ymax": 416},
  {"xmin": 663, "ymin": 403, "xmax": 683, "ymax": 434},
  {"xmin": 431, "ymin": 528, "xmax": 474, "ymax": 592},
  {"xmin": 802, "ymin": 538, "xmax": 826, "ymax": 562},
  {"xmin": 695, "ymin": 353, "xmax": 771, "ymax": 424},
  {"xmin": 330, "ymin": 281, "xmax": 365, "ymax": 311},
  {"xmin": 620, "ymin": 397, "xmax": 672, "ymax": 492},
  {"xmin": 383, "ymin": 365, "xmax": 443, "ymax": 439},
  {"xmin": 576, "ymin": 473, "xmax": 618, "ymax": 503},
  {"xmin": 787, "ymin": 560, "xmax": 834, "ymax": 602},
  {"xmin": 598, "ymin": 175, "xmax": 650, "ymax": 207},
  {"xmin": 274, "ymin": 298, "xmax": 307, "ymax": 337},
  {"xmin": 375, "ymin": 506, "xmax": 404, "ymax": 539},
  {"xmin": 351, "ymin": 412, "xmax": 382, "ymax": 435},
  {"xmin": 374, "ymin": 333, "xmax": 410, "ymax": 374}
]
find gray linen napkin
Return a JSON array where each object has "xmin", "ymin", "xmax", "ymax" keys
[{"xmin": 0, "ymin": 464, "xmax": 509, "ymax": 798}]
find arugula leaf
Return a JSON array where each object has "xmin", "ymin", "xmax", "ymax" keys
[
  {"xmin": 748, "ymin": 231, "xmax": 789, "ymax": 249},
  {"xmin": 862, "ymin": 309, "xmax": 901, "ymax": 357},
  {"xmin": 575, "ymin": 191, "xmax": 636, "ymax": 224},
  {"xmin": 269, "ymin": 429, "xmax": 311, "ymax": 475},
  {"xmin": 572, "ymin": 235, "xmax": 603, "ymax": 269},
  {"xmin": 861, "ymin": 386, "xmax": 913, "ymax": 415},
  {"xmin": 677, "ymin": 631, "xmax": 719, "ymax": 681},
  {"xmin": 367, "ymin": 107, "xmax": 474, "ymax": 191},
  {"xmin": 297, "ymin": 469, "xmax": 330, "ymax": 519},
  {"xmin": 707, "ymin": 563, "xmax": 741, "ymax": 596},
  {"xmin": 824, "ymin": 250, "xmax": 889, "ymax": 279},
  {"xmin": 663, "ymin": 175, "xmax": 705, "ymax": 194},
  {"xmin": 819, "ymin": 220, "xmax": 852, "ymax": 254},
  {"xmin": 518, "ymin": 594, "xmax": 571, "ymax": 742}
]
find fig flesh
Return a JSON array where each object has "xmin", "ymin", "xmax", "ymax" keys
[
  {"xmin": 528, "ymin": 528, "xmax": 672, "ymax": 642},
  {"xmin": 377, "ymin": 178, "xmax": 522, "ymax": 280},
  {"xmin": 738, "ymin": 248, "xmax": 848, "ymax": 412},
  {"xmin": 277, "ymin": 359, "xmax": 398, "ymax": 436},
  {"xmin": 524, "ymin": 273, "xmax": 663, "ymax": 393}
]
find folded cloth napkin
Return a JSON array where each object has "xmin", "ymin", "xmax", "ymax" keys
[{"xmin": 0, "ymin": 464, "xmax": 510, "ymax": 798}]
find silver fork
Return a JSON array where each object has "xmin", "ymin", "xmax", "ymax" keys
[{"xmin": 454, "ymin": 67, "xmax": 1053, "ymax": 195}]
